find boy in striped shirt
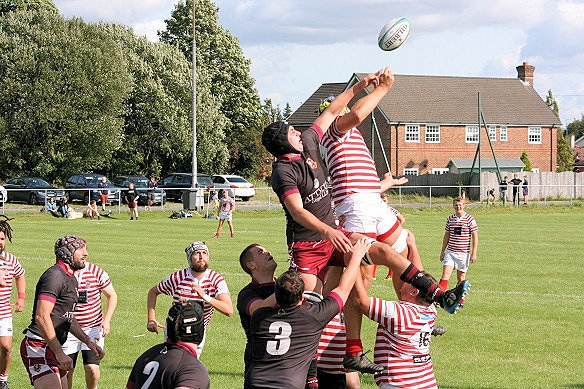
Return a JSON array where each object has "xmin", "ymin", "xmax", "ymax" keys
[{"xmin": 439, "ymin": 197, "xmax": 478, "ymax": 308}]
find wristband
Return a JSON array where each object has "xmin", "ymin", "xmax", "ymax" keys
[
  {"xmin": 202, "ymin": 294, "xmax": 211, "ymax": 303},
  {"xmin": 18, "ymin": 293, "xmax": 25, "ymax": 299}
]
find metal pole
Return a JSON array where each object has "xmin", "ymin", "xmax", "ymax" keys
[{"xmin": 191, "ymin": 0, "xmax": 197, "ymax": 189}]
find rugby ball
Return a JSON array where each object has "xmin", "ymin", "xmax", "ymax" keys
[{"xmin": 378, "ymin": 17, "xmax": 411, "ymax": 51}]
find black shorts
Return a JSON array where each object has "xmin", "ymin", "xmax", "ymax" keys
[
  {"xmin": 317, "ymin": 369, "xmax": 346, "ymax": 389},
  {"xmin": 69, "ymin": 349, "xmax": 102, "ymax": 368}
]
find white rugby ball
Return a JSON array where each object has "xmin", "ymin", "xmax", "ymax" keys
[{"xmin": 378, "ymin": 17, "xmax": 411, "ymax": 51}]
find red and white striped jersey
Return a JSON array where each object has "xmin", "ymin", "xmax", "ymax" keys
[
  {"xmin": 321, "ymin": 119, "xmax": 381, "ymax": 205},
  {"xmin": 0, "ymin": 251, "xmax": 25, "ymax": 320},
  {"xmin": 156, "ymin": 268, "xmax": 230, "ymax": 328},
  {"xmin": 445, "ymin": 212, "xmax": 478, "ymax": 253},
  {"xmin": 368, "ymin": 297, "xmax": 438, "ymax": 389},
  {"xmin": 315, "ymin": 313, "xmax": 347, "ymax": 373},
  {"xmin": 73, "ymin": 262, "xmax": 111, "ymax": 329}
]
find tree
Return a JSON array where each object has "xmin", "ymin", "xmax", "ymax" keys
[
  {"xmin": 0, "ymin": 10, "xmax": 131, "ymax": 182},
  {"xmin": 283, "ymin": 103, "xmax": 293, "ymax": 120},
  {"xmin": 159, "ymin": 0, "xmax": 267, "ymax": 178},
  {"xmin": 545, "ymin": 90, "xmax": 573, "ymax": 172},
  {"xmin": 0, "ymin": 0, "xmax": 57, "ymax": 15},
  {"xmin": 567, "ymin": 114, "xmax": 584, "ymax": 141},
  {"xmin": 520, "ymin": 150, "xmax": 532, "ymax": 172}
]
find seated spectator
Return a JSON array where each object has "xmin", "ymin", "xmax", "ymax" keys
[
  {"xmin": 45, "ymin": 197, "xmax": 61, "ymax": 217},
  {"xmin": 58, "ymin": 197, "xmax": 70, "ymax": 218},
  {"xmin": 85, "ymin": 200, "xmax": 101, "ymax": 220}
]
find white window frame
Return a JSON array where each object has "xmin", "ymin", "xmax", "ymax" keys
[
  {"xmin": 500, "ymin": 126, "xmax": 508, "ymax": 141},
  {"xmin": 528, "ymin": 126, "xmax": 542, "ymax": 144},
  {"xmin": 425, "ymin": 125, "xmax": 441, "ymax": 143},
  {"xmin": 531, "ymin": 167, "xmax": 540, "ymax": 173},
  {"xmin": 431, "ymin": 168, "xmax": 449, "ymax": 175},
  {"xmin": 465, "ymin": 125, "xmax": 479, "ymax": 143},
  {"xmin": 405, "ymin": 125, "xmax": 420, "ymax": 143},
  {"xmin": 403, "ymin": 168, "xmax": 419, "ymax": 176},
  {"xmin": 488, "ymin": 125, "xmax": 497, "ymax": 141}
]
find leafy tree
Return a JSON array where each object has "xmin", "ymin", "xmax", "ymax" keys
[
  {"xmin": 545, "ymin": 90, "xmax": 573, "ymax": 172},
  {"xmin": 520, "ymin": 150, "xmax": 532, "ymax": 172},
  {"xmin": 0, "ymin": 0, "xmax": 57, "ymax": 15},
  {"xmin": 159, "ymin": 0, "xmax": 267, "ymax": 178},
  {"xmin": 567, "ymin": 114, "xmax": 584, "ymax": 141},
  {"xmin": 283, "ymin": 103, "xmax": 293, "ymax": 120},
  {"xmin": 0, "ymin": 10, "xmax": 131, "ymax": 183}
]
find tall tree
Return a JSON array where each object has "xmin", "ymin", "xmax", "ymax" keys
[
  {"xmin": 159, "ymin": 0, "xmax": 267, "ymax": 178},
  {"xmin": 546, "ymin": 90, "xmax": 573, "ymax": 172},
  {"xmin": 567, "ymin": 114, "xmax": 584, "ymax": 141},
  {"xmin": 520, "ymin": 150, "xmax": 532, "ymax": 172},
  {"xmin": 0, "ymin": 0, "xmax": 57, "ymax": 15},
  {"xmin": 0, "ymin": 10, "xmax": 131, "ymax": 182}
]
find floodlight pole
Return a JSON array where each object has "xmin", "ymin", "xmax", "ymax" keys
[{"xmin": 191, "ymin": 0, "xmax": 197, "ymax": 189}]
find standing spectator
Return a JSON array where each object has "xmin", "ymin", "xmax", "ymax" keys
[
  {"xmin": 46, "ymin": 197, "xmax": 61, "ymax": 218},
  {"xmin": 352, "ymin": 271, "xmax": 439, "ymax": 389},
  {"xmin": 439, "ymin": 197, "xmax": 478, "ymax": 309},
  {"xmin": 126, "ymin": 300, "xmax": 209, "ymax": 389},
  {"xmin": 509, "ymin": 173, "xmax": 523, "ymax": 206},
  {"xmin": 211, "ymin": 191, "xmax": 220, "ymax": 219},
  {"xmin": 213, "ymin": 189, "xmax": 235, "ymax": 238},
  {"xmin": 97, "ymin": 177, "xmax": 109, "ymax": 212},
  {"xmin": 0, "ymin": 217, "xmax": 26, "ymax": 389},
  {"xmin": 146, "ymin": 242, "xmax": 233, "ymax": 357},
  {"xmin": 85, "ymin": 201, "xmax": 100, "ymax": 220},
  {"xmin": 522, "ymin": 175, "xmax": 529, "ymax": 205},
  {"xmin": 20, "ymin": 236, "xmax": 104, "ymax": 389},
  {"xmin": 125, "ymin": 182, "xmax": 139, "ymax": 220},
  {"xmin": 246, "ymin": 239, "xmax": 369, "ymax": 389},
  {"xmin": 146, "ymin": 176, "xmax": 157, "ymax": 211},
  {"xmin": 498, "ymin": 176, "xmax": 509, "ymax": 205},
  {"xmin": 237, "ymin": 244, "xmax": 277, "ymax": 387},
  {"xmin": 63, "ymin": 262, "xmax": 117, "ymax": 389}
]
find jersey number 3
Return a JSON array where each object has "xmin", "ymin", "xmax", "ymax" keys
[{"xmin": 266, "ymin": 321, "xmax": 292, "ymax": 355}]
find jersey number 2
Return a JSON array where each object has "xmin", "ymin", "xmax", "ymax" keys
[
  {"xmin": 266, "ymin": 321, "xmax": 292, "ymax": 355},
  {"xmin": 139, "ymin": 361, "xmax": 159, "ymax": 389}
]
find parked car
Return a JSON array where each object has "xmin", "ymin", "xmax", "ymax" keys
[
  {"xmin": 3, "ymin": 177, "xmax": 65, "ymax": 205},
  {"xmin": 211, "ymin": 175, "xmax": 255, "ymax": 201},
  {"xmin": 64, "ymin": 174, "xmax": 121, "ymax": 204},
  {"xmin": 159, "ymin": 173, "xmax": 213, "ymax": 202},
  {"xmin": 112, "ymin": 175, "xmax": 166, "ymax": 205}
]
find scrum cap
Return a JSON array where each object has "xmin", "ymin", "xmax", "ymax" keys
[
  {"xmin": 261, "ymin": 121, "xmax": 298, "ymax": 157},
  {"xmin": 166, "ymin": 300, "xmax": 205, "ymax": 344},
  {"xmin": 54, "ymin": 235, "xmax": 86, "ymax": 266}
]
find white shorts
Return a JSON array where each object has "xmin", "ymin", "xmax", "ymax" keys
[
  {"xmin": 62, "ymin": 326, "xmax": 104, "ymax": 355},
  {"xmin": 335, "ymin": 193, "xmax": 398, "ymax": 239},
  {"xmin": 219, "ymin": 211, "xmax": 232, "ymax": 221},
  {"xmin": 0, "ymin": 317, "xmax": 12, "ymax": 337},
  {"xmin": 443, "ymin": 250, "xmax": 470, "ymax": 273}
]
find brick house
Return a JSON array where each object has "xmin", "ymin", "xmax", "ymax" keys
[{"xmin": 287, "ymin": 62, "xmax": 562, "ymax": 176}]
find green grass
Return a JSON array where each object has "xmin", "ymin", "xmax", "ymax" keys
[{"xmin": 5, "ymin": 205, "xmax": 584, "ymax": 388}]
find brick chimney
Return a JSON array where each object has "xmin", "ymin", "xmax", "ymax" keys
[{"xmin": 516, "ymin": 61, "xmax": 535, "ymax": 87}]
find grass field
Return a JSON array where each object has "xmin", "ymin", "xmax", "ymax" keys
[{"xmin": 3, "ymin": 204, "xmax": 584, "ymax": 388}]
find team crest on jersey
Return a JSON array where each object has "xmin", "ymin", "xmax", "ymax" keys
[{"xmin": 305, "ymin": 157, "xmax": 317, "ymax": 170}]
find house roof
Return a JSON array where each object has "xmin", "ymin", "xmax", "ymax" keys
[
  {"xmin": 447, "ymin": 158, "xmax": 525, "ymax": 169},
  {"xmin": 288, "ymin": 73, "xmax": 563, "ymax": 127}
]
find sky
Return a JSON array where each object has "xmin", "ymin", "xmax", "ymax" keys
[{"xmin": 53, "ymin": 0, "xmax": 584, "ymax": 127}]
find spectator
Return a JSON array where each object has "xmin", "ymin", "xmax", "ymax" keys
[
  {"xmin": 509, "ymin": 174, "xmax": 523, "ymax": 206},
  {"xmin": 20, "ymin": 236, "xmax": 104, "ymax": 389},
  {"xmin": 439, "ymin": 197, "xmax": 478, "ymax": 309},
  {"xmin": 522, "ymin": 175, "xmax": 529, "ymax": 205},
  {"xmin": 146, "ymin": 176, "xmax": 157, "ymax": 211},
  {"xmin": 0, "ymin": 217, "xmax": 26, "ymax": 389},
  {"xmin": 498, "ymin": 176, "xmax": 509, "ymax": 205},
  {"xmin": 97, "ymin": 177, "xmax": 108, "ymax": 212},
  {"xmin": 486, "ymin": 188, "xmax": 496, "ymax": 206},
  {"xmin": 46, "ymin": 197, "xmax": 61, "ymax": 218},
  {"xmin": 58, "ymin": 197, "xmax": 70, "ymax": 219},
  {"xmin": 126, "ymin": 300, "xmax": 209, "ymax": 389},
  {"xmin": 85, "ymin": 200, "xmax": 100, "ymax": 220},
  {"xmin": 146, "ymin": 242, "xmax": 233, "ymax": 357},
  {"xmin": 213, "ymin": 189, "xmax": 235, "ymax": 238},
  {"xmin": 125, "ymin": 182, "xmax": 139, "ymax": 221},
  {"xmin": 63, "ymin": 261, "xmax": 117, "ymax": 389}
]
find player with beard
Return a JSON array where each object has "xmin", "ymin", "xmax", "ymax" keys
[
  {"xmin": 146, "ymin": 241, "xmax": 233, "ymax": 357},
  {"xmin": 20, "ymin": 236, "xmax": 104, "ymax": 389}
]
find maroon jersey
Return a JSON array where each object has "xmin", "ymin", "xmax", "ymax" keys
[
  {"xmin": 270, "ymin": 125, "xmax": 337, "ymax": 244},
  {"xmin": 126, "ymin": 342, "xmax": 210, "ymax": 389},
  {"xmin": 25, "ymin": 262, "xmax": 78, "ymax": 344},
  {"xmin": 247, "ymin": 293, "xmax": 343, "ymax": 389}
]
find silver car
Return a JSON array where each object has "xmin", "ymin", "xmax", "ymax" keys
[{"xmin": 211, "ymin": 175, "xmax": 255, "ymax": 201}]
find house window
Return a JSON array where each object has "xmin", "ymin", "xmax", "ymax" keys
[
  {"xmin": 528, "ymin": 127, "xmax": 542, "ymax": 144},
  {"xmin": 431, "ymin": 168, "xmax": 449, "ymax": 175},
  {"xmin": 403, "ymin": 168, "xmax": 419, "ymax": 176},
  {"xmin": 500, "ymin": 126, "xmax": 508, "ymax": 141},
  {"xmin": 425, "ymin": 125, "xmax": 440, "ymax": 143},
  {"xmin": 531, "ymin": 168, "xmax": 540, "ymax": 173},
  {"xmin": 465, "ymin": 126, "xmax": 479, "ymax": 143},
  {"xmin": 488, "ymin": 125, "xmax": 496, "ymax": 141},
  {"xmin": 405, "ymin": 125, "xmax": 420, "ymax": 142}
]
